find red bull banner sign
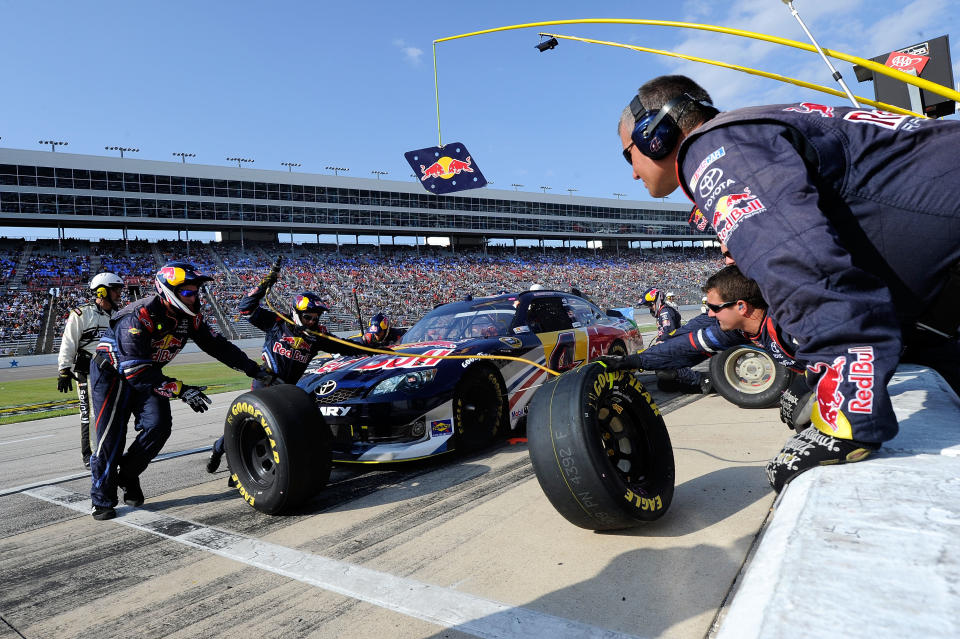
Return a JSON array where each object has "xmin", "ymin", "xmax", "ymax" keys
[{"xmin": 404, "ymin": 142, "xmax": 487, "ymax": 195}]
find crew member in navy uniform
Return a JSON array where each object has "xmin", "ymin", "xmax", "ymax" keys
[
  {"xmin": 88, "ymin": 262, "xmax": 273, "ymax": 520},
  {"xmin": 360, "ymin": 312, "xmax": 404, "ymax": 347},
  {"xmin": 639, "ymin": 286, "xmax": 710, "ymax": 394},
  {"xmin": 616, "ymin": 74, "xmax": 960, "ymax": 491},
  {"xmin": 206, "ymin": 262, "xmax": 372, "ymax": 474},
  {"xmin": 57, "ymin": 272, "xmax": 124, "ymax": 468}
]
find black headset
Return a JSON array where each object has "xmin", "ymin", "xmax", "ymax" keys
[{"xmin": 629, "ymin": 92, "xmax": 717, "ymax": 160}]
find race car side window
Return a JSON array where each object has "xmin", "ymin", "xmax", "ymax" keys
[
  {"xmin": 526, "ymin": 298, "xmax": 574, "ymax": 333},
  {"xmin": 565, "ymin": 297, "xmax": 595, "ymax": 326}
]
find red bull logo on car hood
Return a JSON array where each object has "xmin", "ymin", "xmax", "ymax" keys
[
  {"xmin": 712, "ymin": 187, "xmax": 767, "ymax": 243},
  {"xmin": 404, "ymin": 142, "xmax": 487, "ymax": 195}
]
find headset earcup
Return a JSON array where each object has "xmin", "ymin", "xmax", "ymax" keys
[
  {"xmin": 96, "ymin": 286, "xmax": 107, "ymax": 298},
  {"xmin": 632, "ymin": 111, "xmax": 681, "ymax": 160}
]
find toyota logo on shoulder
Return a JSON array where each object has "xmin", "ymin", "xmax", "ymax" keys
[
  {"xmin": 316, "ymin": 380, "xmax": 337, "ymax": 396},
  {"xmin": 698, "ymin": 168, "xmax": 724, "ymax": 197}
]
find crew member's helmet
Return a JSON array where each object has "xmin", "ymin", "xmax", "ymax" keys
[
  {"xmin": 292, "ymin": 292, "xmax": 328, "ymax": 326},
  {"xmin": 529, "ymin": 283, "xmax": 545, "ymax": 291},
  {"xmin": 640, "ymin": 287, "xmax": 663, "ymax": 308},
  {"xmin": 155, "ymin": 262, "xmax": 212, "ymax": 317},
  {"xmin": 666, "ymin": 291, "xmax": 675, "ymax": 302},
  {"xmin": 89, "ymin": 272, "xmax": 124, "ymax": 299},
  {"xmin": 363, "ymin": 312, "xmax": 391, "ymax": 345}
]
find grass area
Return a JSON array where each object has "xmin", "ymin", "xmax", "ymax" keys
[{"xmin": 0, "ymin": 362, "xmax": 252, "ymax": 426}]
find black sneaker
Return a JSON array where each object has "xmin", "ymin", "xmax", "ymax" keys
[
  {"xmin": 766, "ymin": 426, "xmax": 879, "ymax": 493},
  {"xmin": 118, "ymin": 474, "xmax": 145, "ymax": 507},
  {"xmin": 92, "ymin": 505, "xmax": 116, "ymax": 521},
  {"xmin": 206, "ymin": 450, "xmax": 223, "ymax": 474}
]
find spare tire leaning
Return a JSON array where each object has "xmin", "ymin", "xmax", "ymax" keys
[
  {"xmin": 710, "ymin": 345, "xmax": 794, "ymax": 409},
  {"xmin": 223, "ymin": 384, "xmax": 332, "ymax": 514},
  {"xmin": 526, "ymin": 363, "xmax": 675, "ymax": 531}
]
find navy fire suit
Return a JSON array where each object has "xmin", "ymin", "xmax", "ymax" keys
[
  {"xmin": 677, "ymin": 103, "xmax": 960, "ymax": 443},
  {"xmin": 649, "ymin": 301, "xmax": 682, "ymax": 345},
  {"xmin": 637, "ymin": 311, "xmax": 804, "ymax": 373},
  {"xmin": 90, "ymin": 295, "xmax": 260, "ymax": 508}
]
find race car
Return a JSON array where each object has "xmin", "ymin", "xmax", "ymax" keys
[{"xmin": 222, "ymin": 289, "xmax": 642, "ymax": 513}]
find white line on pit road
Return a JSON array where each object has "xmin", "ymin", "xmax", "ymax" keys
[
  {"xmin": 0, "ymin": 434, "xmax": 55, "ymax": 446},
  {"xmin": 25, "ymin": 484, "xmax": 645, "ymax": 639}
]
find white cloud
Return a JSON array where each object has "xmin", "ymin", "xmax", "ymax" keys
[{"xmin": 393, "ymin": 38, "xmax": 424, "ymax": 66}]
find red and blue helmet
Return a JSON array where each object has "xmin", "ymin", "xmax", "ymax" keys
[
  {"xmin": 155, "ymin": 262, "xmax": 212, "ymax": 316},
  {"xmin": 640, "ymin": 287, "xmax": 663, "ymax": 308},
  {"xmin": 292, "ymin": 292, "xmax": 328, "ymax": 326},
  {"xmin": 362, "ymin": 312, "xmax": 391, "ymax": 345}
]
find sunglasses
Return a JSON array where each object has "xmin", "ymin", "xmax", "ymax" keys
[
  {"xmin": 177, "ymin": 289, "xmax": 199, "ymax": 298},
  {"xmin": 622, "ymin": 142, "xmax": 636, "ymax": 165},
  {"xmin": 705, "ymin": 300, "xmax": 737, "ymax": 313},
  {"xmin": 300, "ymin": 313, "xmax": 320, "ymax": 322}
]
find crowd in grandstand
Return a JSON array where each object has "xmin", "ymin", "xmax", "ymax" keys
[{"xmin": 0, "ymin": 238, "xmax": 722, "ymax": 355}]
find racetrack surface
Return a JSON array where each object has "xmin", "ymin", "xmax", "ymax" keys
[{"xmin": 0, "ymin": 367, "xmax": 788, "ymax": 639}]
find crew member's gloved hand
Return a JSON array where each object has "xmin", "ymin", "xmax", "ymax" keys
[
  {"xmin": 253, "ymin": 366, "xmax": 281, "ymax": 387},
  {"xmin": 780, "ymin": 374, "xmax": 814, "ymax": 433},
  {"xmin": 597, "ymin": 354, "xmax": 644, "ymax": 371},
  {"xmin": 258, "ymin": 256, "xmax": 283, "ymax": 289},
  {"xmin": 57, "ymin": 368, "xmax": 74, "ymax": 393},
  {"xmin": 178, "ymin": 385, "xmax": 212, "ymax": 413}
]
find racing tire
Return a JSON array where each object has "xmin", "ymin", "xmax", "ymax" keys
[
  {"xmin": 454, "ymin": 365, "xmax": 507, "ymax": 452},
  {"xmin": 710, "ymin": 345, "xmax": 794, "ymax": 409},
  {"xmin": 223, "ymin": 384, "xmax": 332, "ymax": 514},
  {"xmin": 526, "ymin": 363, "xmax": 675, "ymax": 531},
  {"xmin": 606, "ymin": 340, "xmax": 628, "ymax": 358}
]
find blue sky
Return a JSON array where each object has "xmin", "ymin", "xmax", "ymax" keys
[{"xmin": 2, "ymin": 1, "xmax": 958, "ymax": 241}]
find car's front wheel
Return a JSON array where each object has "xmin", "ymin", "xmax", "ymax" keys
[
  {"xmin": 454, "ymin": 365, "xmax": 507, "ymax": 452},
  {"xmin": 223, "ymin": 384, "xmax": 332, "ymax": 514}
]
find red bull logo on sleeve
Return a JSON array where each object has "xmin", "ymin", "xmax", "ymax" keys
[
  {"xmin": 783, "ymin": 102, "xmax": 835, "ymax": 118},
  {"xmin": 713, "ymin": 187, "xmax": 766, "ymax": 243},
  {"xmin": 404, "ymin": 142, "xmax": 487, "ymax": 195}
]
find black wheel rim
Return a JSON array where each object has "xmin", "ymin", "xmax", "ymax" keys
[
  {"xmin": 594, "ymin": 389, "xmax": 655, "ymax": 491},
  {"xmin": 237, "ymin": 415, "xmax": 276, "ymax": 487}
]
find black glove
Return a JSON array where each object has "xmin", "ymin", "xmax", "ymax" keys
[
  {"xmin": 597, "ymin": 354, "xmax": 644, "ymax": 371},
  {"xmin": 178, "ymin": 384, "xmax": 211, "ymax": 413},
  {"xmin": 780, "ymin": 374, "xmax": 814, "ymax": 433},
  {"xmin": 57, "ymin": 368, "xmax": 74, "ymax": 393},
  {"xmin": 259, "ymin": 256, "xmax": 283, "ymax": 289},
  {"xmin": 253, "ymin": 366, "xmax": 281, "ymax": 387}
]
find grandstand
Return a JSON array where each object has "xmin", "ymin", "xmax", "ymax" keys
[{"xmin": 0, "ymin": 147, "xmax": 722, "ymax": 356}]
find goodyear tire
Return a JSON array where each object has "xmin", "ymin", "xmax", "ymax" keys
[
  {"xmin": 223, "ymin": 384, "xmax": 332, "ymax": 514},
  {"xmin": 454, "ymin": 365, "xmax": 507, "ymax": 452},
  {"xmin": 710, "ymin": 345, "xmax": 794, "ymax": 409},
  {"xmin": 526, "ymin": 363, "xmax": 675, "ymax": 531}
]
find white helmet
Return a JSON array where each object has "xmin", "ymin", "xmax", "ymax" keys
[
  {"xmin": 529, "ymin": 283, "xmax": 545, "ymax": 291},
  {"xmin": 89, "ymin": 272, "xmax": 124, "ymax": 298},
  {"xmin": 666, "ymin": 291, "xmax": 675, "ymax": 301}
]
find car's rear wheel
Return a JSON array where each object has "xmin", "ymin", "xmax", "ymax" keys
[
  {"xmin": 606, "ymin": 340, "xmax": 628, "ymax": 357},
  {"xmin": 527, "ymin": 363, "xmax": 675, "ymax": 530},
  {"xmin": 710, "ymin": 345, "xmax": 794, "ymax": 408},
  {"xmin": 223, "ymin": 384, "xmax": 332, "ymax": 514},
  {"xmin": 454, "ymin": 365, "xmax": 507, "ymax": 452}
]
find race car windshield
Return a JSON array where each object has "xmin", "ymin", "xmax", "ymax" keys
[{"xmin": 401, "ymin": 300, "xmax": 517, "ymax": 343}]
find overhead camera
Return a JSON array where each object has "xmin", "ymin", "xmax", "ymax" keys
[{"xmin": 535, "ymin": 37, "xmax": 559, "ymax": 53}]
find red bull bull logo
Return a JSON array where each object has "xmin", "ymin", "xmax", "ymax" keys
[
  {"xmin": 404, "ymin": 143, "xmax": 488, "ymax": 195},
  {"xmin": 811, "ymin": 357, "xmax": 846, "ymax": 433},
  {"xmin": 420, "ymin": 156, "xmax": 474, "ymax": 181},
  {"xmin": 712, "ymin": 187, "xmax": 767, "ymax": 243},
  {"xmin": 158, "ymin": 266, "xmax": 187, "ymax": 285},
  {"xmin": 783, "ymin": 102, "xmax": 835, "ymax": 118}
]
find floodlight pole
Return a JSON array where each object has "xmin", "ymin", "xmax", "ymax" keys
[{"xmin": 781, "ymin": 0, "xmax": 859, "ymax": 107}]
